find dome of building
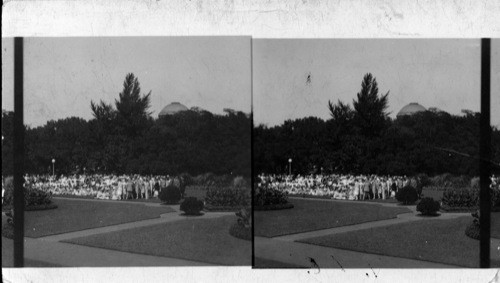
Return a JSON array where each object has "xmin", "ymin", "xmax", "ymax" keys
[
  {"xmin": 397, "ymin": 102, "xmax": 426, "ymax": 117},
  {"xmin": 158, "ymin": 102, "xmax": 189, "ymax": 117}
]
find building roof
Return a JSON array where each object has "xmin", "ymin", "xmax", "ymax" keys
[
  {"xmin": 158, "ymin": 102, "xmax": 189, "ymax": 117},
  {"xmin": 397, "ymin": 102, "xmax": 426, "ymax": 117}
]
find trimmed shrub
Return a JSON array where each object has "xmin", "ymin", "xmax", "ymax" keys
[
  {"xmin": 465, "ymin": 222, "xmax": 480, "ymax": 240},
  {"xmin": 229, "ymin": 208, "xmax": 252, "ymax": 241},
  {"xmin": 442, "ymin": 187, "xmax": 478, "ymax": 208},
  {"xmin": 465, "ymin": 210, "xmax": 480, "ymax": 240},
  {"xmin": 255, "ymin": 184, "xmax": 289, "ymax": 207},
  {"xmin": 3, "ymin": 177, "xmax": 54, "ymax": 209},
  {"xmin": 205, "ymin": 186, "xmax": 250, "ymax": 208},
  {"xmin": 180, "ymin": 197, "xmax": 204, "ymax": 215},
  {"xmin": 1, "ymin": 223, "xmax": 14, "ymax": 239},
  {"xmin": 416, "ymin": 197, "xmax": 440, "ymax": 216},
  {"xmin": 159, "ymin": 184, "xmax": 182, "ymax": 204},
  {"xmin": 229, "ymin": 223, "xmax": 252, "ymax": 241},
  {"xmin": 395, "ymin": 186, "xmax": 418, "ymax": 205}
]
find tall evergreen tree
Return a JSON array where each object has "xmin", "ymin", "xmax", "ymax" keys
[
  {"xmin": 114, "ymin": 73, "xmax": 152, "ymax": 136},
  {"xmin": 352, "ymin": 73, "xmax": 390, "ymax": 137}
]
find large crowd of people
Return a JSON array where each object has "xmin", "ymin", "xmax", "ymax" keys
[
  {"xmin": 257, "ymin": 174, "xmax": 500, "ymax": 201},
  {"xmin": 21, "ymin": 174, "xmax": 181, "ymax": 201},
  {"xmin": 257, "ymin": 174, "xmax": 415, "ymax": 200}
]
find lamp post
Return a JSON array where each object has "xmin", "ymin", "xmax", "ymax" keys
[
  {"xmin": 52, "ymin": 159, "xmax": 55, "ymax": 176},
  {"xmin": 288, "ymin": 158, "xmax": 292, "ymax": 176}
]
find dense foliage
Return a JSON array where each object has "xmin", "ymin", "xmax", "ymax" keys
[
  {"xmin": 205, "ymin": 186, "xmax": 250, "ymax": 209},
  {"xmin": 3, "ymin": 177, "xmax": 55, "ymax": 210},
  {"xmin": 395, "ymin": 186, "xmax": 419, "ymax": 205},
  {"xmin": 254, "ymin": 183, "xmax": 290, "ymax": 207},
  {"xmin": 180, "ymin": 197, "xmax": 204, "ymax": 215},
  {"xmin": 254, "ymin": 73, "xmax": 500, "ymax": 176},
  {"xmin": 2, "ymin": 73, "xmax": 250, "ymax": 178},
  {"xmin": 442, "ymin": 187, "xmax": 478, "ymax": 209},
  {"xmin": 158, "ymin": 185, "xmax": 182, "ymax": 204},
  {"xmin": 416, "ymin": 197, "xmax": 441, "ymax": 216}
]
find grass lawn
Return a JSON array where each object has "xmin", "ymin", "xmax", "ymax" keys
[
  {"xmin": 255, "ymin": 199, "xmax": 410, "ymax": 237},
  {"xmin": 64, "ymin": 215, "xmax": 250, "ymax": 266},
  {"xmin": 299, "ymin": 215, "xmax": 500, "ymax": 268},
  {"xmin": 20, "ymin": 198, "xmax": 175, "ymax": 238},
  {"xmin": 1, "ymin": 236, "xmax": 65, "ymax": 267}
]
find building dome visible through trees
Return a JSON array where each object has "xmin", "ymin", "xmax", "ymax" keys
[
  {"xmin": 158, "ymin": 102, "xmax": 189, "ymax": 117},
  {"xmin": 396, "ymin": 102, "xmax": 426, "ymax": 118}
]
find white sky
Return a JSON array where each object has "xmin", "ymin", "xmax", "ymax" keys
[
  {"xmin": 2, "ymin": 37, "xmax": 251, "ymax": 127},
  {"xmin": 253, "ymin": 39, "xmax": 500, "ymax": 127}
]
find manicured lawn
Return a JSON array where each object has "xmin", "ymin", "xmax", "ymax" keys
[
  {"xmin": 299, "ymin": 215, "xmax": 500, "ymax": 268},
  {"xmin": 65, "ymin": 215, "xmax": 250, "ymax": 266},
  {"xmin": 1, "ymin": 236, "xmax": 65, "ymax": 267},
  {"xmin": 20, "ymin": 198, "xmax": 175, "ymax": 238},
  {"xmin": 255, "ymin": 199, "xmax": 410, "ymax": 237}
]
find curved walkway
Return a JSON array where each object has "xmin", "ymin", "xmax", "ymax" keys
[
  {"xmin": 256, "ymin": 197, "xmax": 498, "ymax": 268},
  {"xmin": 2, "ymin": 198, "xmax": 234, "ymax": 267}
]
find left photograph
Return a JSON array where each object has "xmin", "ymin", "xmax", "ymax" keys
[{"xmin": 1, "ymin": 37, "xmax": 252, "ymax": 267}]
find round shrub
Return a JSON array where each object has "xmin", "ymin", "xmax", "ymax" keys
[
  {"xmin": 465, "ymin": 222, "xmax": 480, "ymax": 240},
  {"xmin": 255, "ymin": 184, "xmax": 289, "ymax": 207},
  {"xmin": 1, "ymin": 223, "xmax": 14, "ymax": 239},
  {"xmin": 465, "ymin": 210, "xmax": 480, "ymax": 240},
  {"xmin": 395, "ymin": 185, "xmax": 418, "ymax": 205},
  {"xmin": 180, "ymin": 197, "xmax": 204, "ymax": 215},
  {"xmin": 159, "ymin": 184, "xmax": 182, "ymax": 204},
  {"xmin": 416, "ymin": 197, "xmax": 440, "ymax": 216},
  {"xmin": 229, "ymin": 208, "xmax": 252, "ymax": 241},
  {"xmin": 229, "ymin": 223, "xmax": 251, "ymax": 241}
]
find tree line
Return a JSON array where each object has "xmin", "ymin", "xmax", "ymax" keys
[
  {"xmin": 2, "ymin": 73, "xmax": 251, "ymax": 177},
  {"xmin": 254, "ymin": 73, "xmax": 500, "ymax": 176}
]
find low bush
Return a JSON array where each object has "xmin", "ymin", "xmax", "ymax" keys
[
  {"xmin": 1, "ymin": 223, "xmax": 14, "ymax": 239},
  {"xmin": 180, "ymin": 197, "xmax": 204, "ymax": 215},
  {"xmin": 205, "ymin": 186, "xmax": 250, "ymax": 208},
  {"xmin": 416, "ymin": 197, "xmax": 440, "ymax": 216},
  {"xmin": 158, "ymin": 184, "xmax": 182, "ymax": 204},
  {"xmin": 442, "ymin": 187, "xmax": 478, "ymax": 208},
  {"xmin": 395, "ymin": 186, "xmax": 418, "ymax": 205},
  {"xmin": 229, "ymin": 223, "xmax": 252, "ymax": 241},
  {"xmin": 229, "ymin": 208, "xmax": 252, "ymax": 241},
  {"xmin": 3, "ymin": 177, "xmax": 55, "ymax": 209},
  {"xmin": 255, "ymin": 184, "xmax": 289, "ymax": 207},
  {"xmin": 465, "ymin": 210, "xmax": 480, "ymax": 240}
]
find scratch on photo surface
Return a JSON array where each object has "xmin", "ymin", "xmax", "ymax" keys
[
  {"xmin": 368, "ymin": 263, "xmax": 379, "ymax": 278},
  {"xmin": 490, "ymin": 269, "xmax": 500, "ymax": 283},
  {"xmin": 306, "ymin": 256, "xmax": 320, "ymax": 273},
  {"xmin": 330, "ymin": 254, "xmax": 344, "ymax": 271}
]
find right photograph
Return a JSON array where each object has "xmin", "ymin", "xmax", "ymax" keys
[{"xmin": 252, "ymin": 39, "xmax": 500, "ymax": 268}]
